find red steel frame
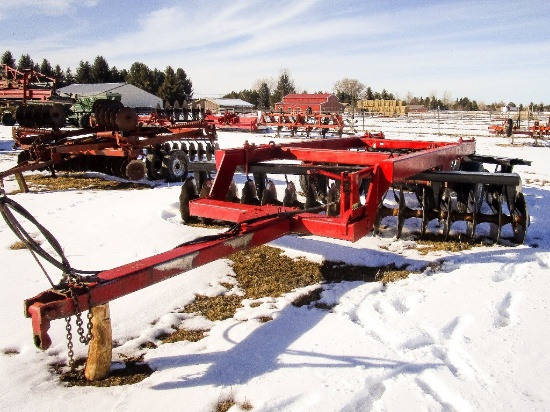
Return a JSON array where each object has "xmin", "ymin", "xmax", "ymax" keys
[
  {"xmin": 23, "ymin": 134, "xmax": 476, "ymax": 349},
  {"xmin": 258, "ymin": 112, "xmax": 344, "ymax": 136}
]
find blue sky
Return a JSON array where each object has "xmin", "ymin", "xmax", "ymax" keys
[{"xmin": 1, "ymin": 0, "xmax": 548, "ymax": 105}]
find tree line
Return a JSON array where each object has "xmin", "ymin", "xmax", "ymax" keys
[
  {"xmin": 1, "ymin": 50, "xmax": 192, "ymax": 106},
  {"xmin": 3, "ymin": 50, "xmax": 547, "ymax": 112}
]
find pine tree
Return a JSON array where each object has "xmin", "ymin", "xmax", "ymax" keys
[
  {"xmin": 91, "ymin": 56, "xmax": 111, "ymax": 83},
  {"xmin": 157, "ymin": 66, "xmax": 179, "ymax": 104},
  {"xmin": 39, "ymin": 59, "xmax": 53, "ymax": 77},
  {"xmin": 175, "ymin": 68, "xmax": 193, "ymax": 100},
  {"xmin": 127, "ymin": 62, "xmax": 152, "ymax": 92},
  {"xmin": 257, "ymin": 82, "xmax": 271, "ymax": 110},
  {"xmin": 16, "ymin": 54, "xmax": 33, "ymax": 70},
  {"xmin": 75, "ymin": 60, "xmax": 92, "ymax": 83},
  {"xmin": 271, "ymin": 69, "xmax": 295, "ymax": 106},
  {"xmin": 1, "ymin": 50, "xmax": 16, "ymax": 67}
]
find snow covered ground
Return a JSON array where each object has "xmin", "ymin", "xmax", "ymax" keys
[{"xmin": 0, "ymin": 113, "xmax": 549, "ymax": 412}]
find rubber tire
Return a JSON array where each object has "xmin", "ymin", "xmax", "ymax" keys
[
  {"xmin": 146, "ymin": 153, "xmax": 164, "ymax": 180},
  {"xmin": 505, "ymin": 118, "xmax": 513, "ymax": 137},
  {"xmin": 2, "ymin": 112, "xmax": 16, "ymax": 126},
  {"xmin": 162, "ymin": 150, "xmax": 189, "ymax": 182}
]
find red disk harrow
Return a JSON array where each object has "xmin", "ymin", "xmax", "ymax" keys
[{"xmin": 10, "ymin": 133, "xmax": 530, "ymax": 355}]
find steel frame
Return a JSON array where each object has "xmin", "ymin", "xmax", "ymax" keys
[{"xmin": 23, "ymin": 134, "xmax": 486, "ymax": 349}]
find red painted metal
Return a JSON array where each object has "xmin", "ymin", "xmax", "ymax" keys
[
  {"xmin": 204, "ymin": 113, "xmax": 259, "ymax": 132},
  {"xmin": 0, "ymin": 120, "xmax": 215, "ymax": 181},
  {"xmin": 193, "ymin": 134, "xmax": 475, "ymax": 242},
  {"xmin": 258, "ymin": 111, "xmax": 344, "ymax": 137},
  {"xmin": 1, "ymin": 64, "xmax": 56, "ymax": 103},
  {"xmin": 22, "ymin": 133, "xmax": 478, "ymax": 349},
  {"xmin": 25, "ymin": 215, "xmax": 292, "ymax": 349}
]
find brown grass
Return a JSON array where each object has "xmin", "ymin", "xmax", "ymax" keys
[
  {"xmin": 55, "ymin": 355, "xmax": 153, "ymax": 387},
  {"xmin": 9, "ymin": 240, "xmax": 28, "ymax": 250},
  {"xmin": 182, "ymin": 294, "xmax": 244, "ymax": 321},
  {"xmin": 214, "ymin": 393, "xmax": 253, "ymax": 412},
  {"xmin": 158, "ymin": 328, "xmax": 208, "ymax": 344},
  {"xmin": 14, "ymin": 173, "xmax": 151, "ymax": 192}
]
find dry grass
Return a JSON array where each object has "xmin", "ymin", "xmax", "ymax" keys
[
  {"xmin": 230, "ymin": 246, "xmax": 324, "ymax": 299},
  {"xmin": 158, "ymin": 328, "xmax": 208, "ymax": 344},
  {"xmin": 55, "ymin": 355, "xmax": 153, "ymax": 387},
  {"xmin": 415, "ymin": 232, "xmax": 478, "ymax": 254},
  {"xmin": 182, "ymin": 294, "xmax": 244, "ymax": 321},
  {"xmin": 9, "ymin": 240, "xmax": 28, "ymax": 250},
  {"xmin": 214, "ymin": 393, "xmax": 253, "ymax": 412},
  {"xmin": 176, "ymin": 245, "xmax": 417, "ymax": 326},
  {"xmin": 12, "ymin": 173, "xmax": 151, "ymax": 193}
]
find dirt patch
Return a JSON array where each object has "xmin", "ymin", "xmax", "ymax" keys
[
  {"xmin": 57, "ymin": 245, "xmax": 423, "ymax": 386},
  {"xmin": 158, "ymin": 328, "xmax": 209, "ymax": 344},
  {"xmin": 55, "ymin": 356, "xmax": 153, "ymax": 387},
  {"xmin": 10, "ymin": 173, "xmax": 151, "ymax": 193},
  {"xmin": 182, "ymin": 294, "xmax": 244, "ymax": 321}
]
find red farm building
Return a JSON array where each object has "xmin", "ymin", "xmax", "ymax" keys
[{"xmin": 275, "ymin": 93, "xmax": 345, "ymax": 114}]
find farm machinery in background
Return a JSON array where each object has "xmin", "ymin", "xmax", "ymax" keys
[
  {"xmin": 0, "ymin": 99, "xmax": 217, "ymax": 184},
  {"xmin": 0, "ymin": 64, "xmax": 65, "ymax": 126},
  {"xmin": 258, "ymin": 111, "xmax": 345, "ymax": 137},
  {"xmin": 194, "ymin": 110, "xmax": 347, "ymax": 136},
  {"xmin": 4, "ymin": 130, "xmax": 531, "ymax": 381},
  {"xmin": 489, "ymin": 117, "xmax": 550, "ymax": 140},
  {"xmin": 204, "ymin": 111, "xmax": 260, "ymax": 132}
]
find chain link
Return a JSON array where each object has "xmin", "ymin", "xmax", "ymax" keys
[
  {"xmin": 65, "ymin": 317, "xmax": 75, "ymax": 372},
  {"xmin": 63, "ymin": 275, "xmax": 94, "ymax": 372}
]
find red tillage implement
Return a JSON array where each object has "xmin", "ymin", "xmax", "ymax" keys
[{"xmin": 1, "ymin": 133, "xmax": 529, "ymax": 378}]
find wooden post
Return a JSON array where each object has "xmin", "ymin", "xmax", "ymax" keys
[
  {"xmin": 84, "ymin": 303, "xmax": 112, "ymax": 381},
  {"xmin": 14, "ymin": 173, "xmax": 29, "ymax": 193}
]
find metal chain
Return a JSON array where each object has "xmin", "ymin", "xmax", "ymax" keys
[
  {"xmin": 65, "ymin": 317, "xmax": 75, "ymax": 372},
  {"xmin": 64, "ymin": 276, "xmax": 94, "ymax": 372}
]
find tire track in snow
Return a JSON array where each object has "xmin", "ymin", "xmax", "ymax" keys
[{"xmin": 416, "ymin": 370, "xmax": 472, "ymax": 412}]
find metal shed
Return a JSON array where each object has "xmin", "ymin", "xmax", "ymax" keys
[{"xmin": 57, "ymin": 83, "xmax": 162, "ymax": 112}]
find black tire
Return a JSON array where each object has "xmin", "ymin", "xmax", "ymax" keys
[
  {"xmin": 2, "ymin": 112, "xmax": 16, "ymax": 126},
  {"xmin": 162, "ymin": 150, "xmax": 189, "ymax": 182},
  {"xmin": 505, "ymin": 118, "xmax": 513, "ymax": 137},
  {"xmin": 146, "ymin": 153, "xmax": 164, "ymax": 180}
]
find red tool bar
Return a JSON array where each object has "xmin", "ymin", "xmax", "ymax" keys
[{"xmin": 24, "ymin": 216, "xmax": 292, "ymax": 349}]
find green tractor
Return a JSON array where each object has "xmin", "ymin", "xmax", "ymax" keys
[{"xmin": 67, "ymin": 92, "xmax": 122, "ymax": 128}]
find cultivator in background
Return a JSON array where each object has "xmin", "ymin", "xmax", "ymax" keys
[
  {"xmin": 0, "ymin": 100, "xmax": 217, "ymax": 184},
  {"xmin": 1, "ymin": 64, "xmax": 60, "ymax": 126},
  {"xmin": 489, "ymin": 118, "xmax": 550, "ymax": 139},
  {"xmin": 258, "ymin": 111, "xmax": 344, "ymax": 137},
  {"xmin": 2, "ymin": 132, "xmax": 530, "ymax": 381},
  {"xmin": 204, "ymin": 112, "xmax": 259, "ymax": 132}
]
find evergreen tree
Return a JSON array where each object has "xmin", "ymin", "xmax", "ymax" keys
[
  {"xmin": 271, "ymin": 68, "xmax": 295, "ymax": 106},
  {"xmin": 65, "ymin": 67, "xmax": 75, "ymax": 85},
  {"xmin": 39, "ymin": 59, "xmax": 53, "ymax": 77},
  {"xmin": 176, "ymin": 68, "xmax": 193, "ymax": 100},
  {"xmin": 110, "ymin": 66, "xmax": 125, "ymax": 82},
  {"xmin": 157, "ymin": 66, "xmax": 179, "ymax": 104},
  {"xmin": 1, "ymin": 50, "xmax": 16, "ymax": 67},
  {"xmin": 17, "ymin": 54, "xmax": 33, "ymax": 70},
  {"xmin": 150, "ymin": 69, "xmax": 165, "ymax": 96},
  {"xmin": 91, "ymin": 55, "xmax": 110, "ymax": 83},
  {"xmin": 365, "ymin": 87, "xmax": 374, "ymax": 100},
  {"xmin": 75, "ymin": 60, "xmax": 92, "ymax": 83},
  {"xmin": 127, "ymin": 62, "xmax": 152, "ymax": 93},
  {"xmin": 53, "ymin": 65, "xmax": 64, "ymax": 87},
  {"xmin": 257, "ymin": 82, "xmax": 271, "ymax": 110}
]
